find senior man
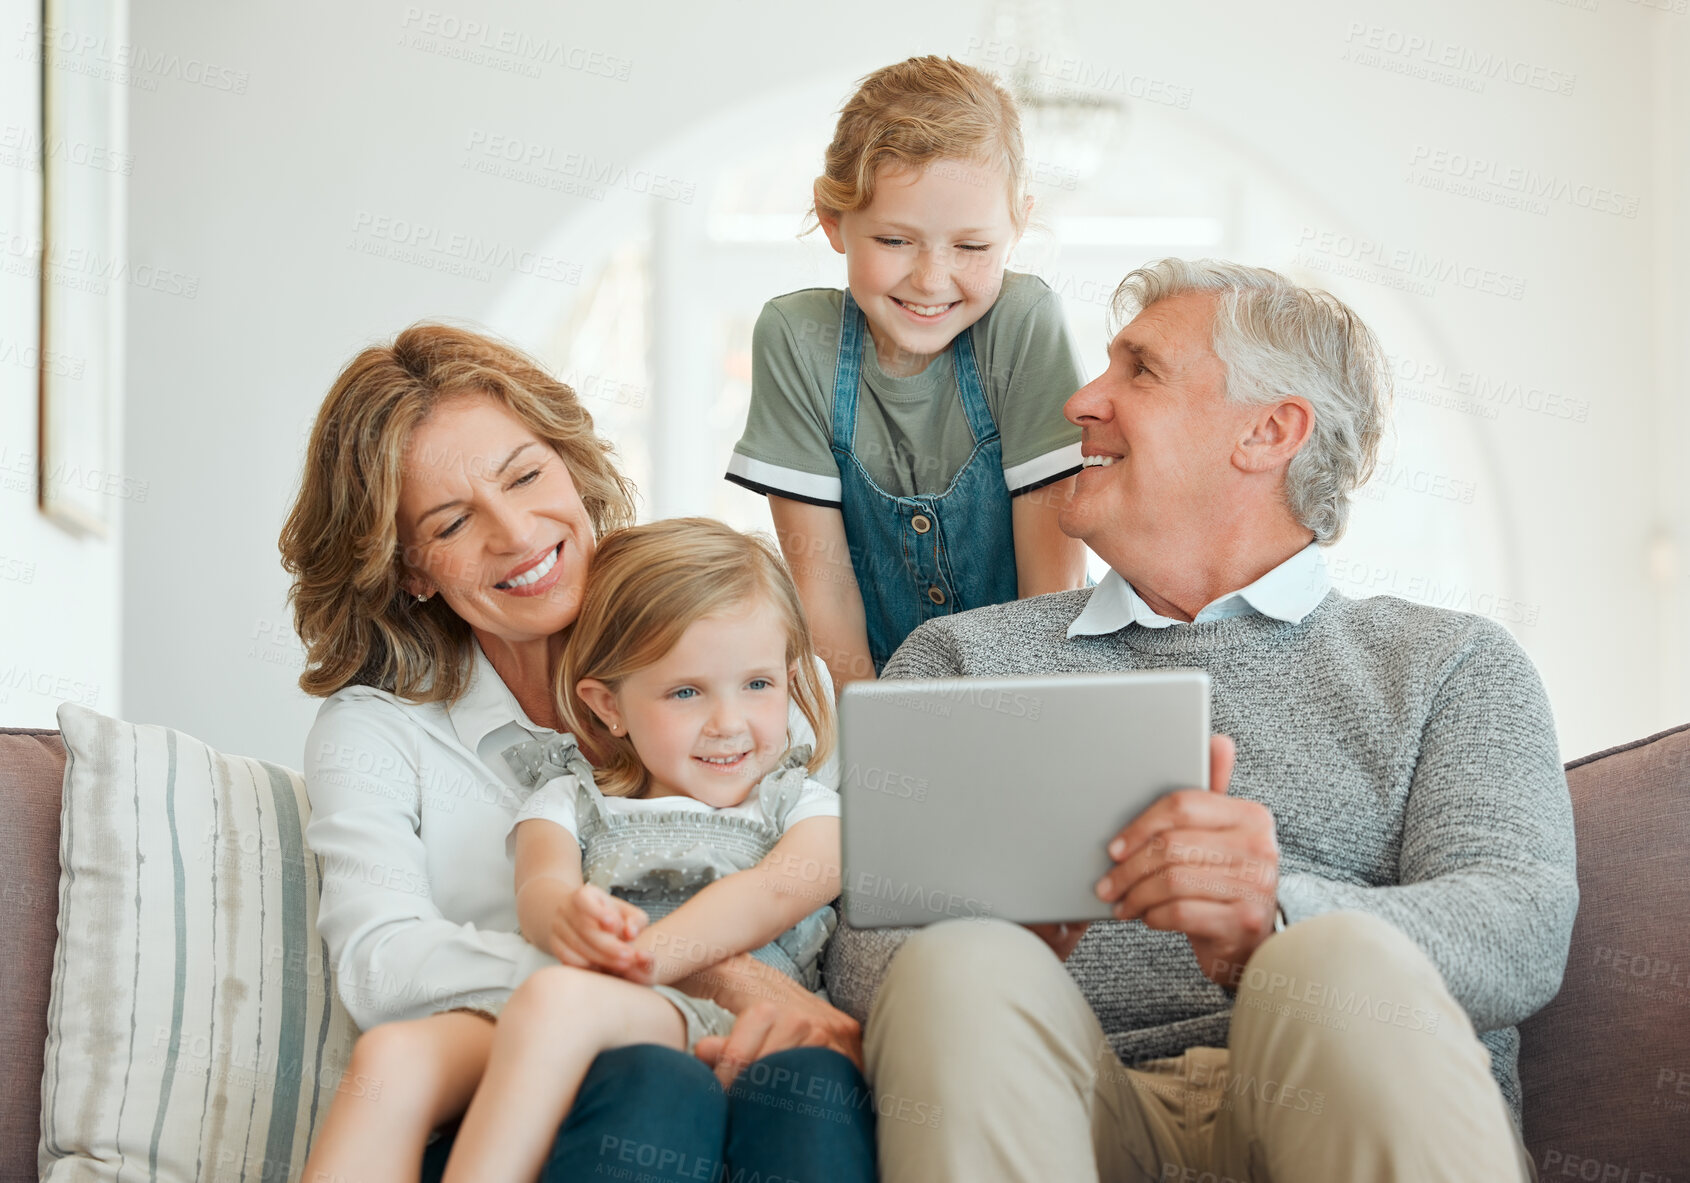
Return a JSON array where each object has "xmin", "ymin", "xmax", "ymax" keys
[{"xmin": 825, "ymin": 258, "xmax": 1577, "ymax": 1181}]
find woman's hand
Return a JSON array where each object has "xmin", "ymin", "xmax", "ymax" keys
[
  {"xmin": 693, "ymin": 992, "xmax": 863, "ymax": 1089},
  {"xmin": 682, "ymin": 954, "xmax": 863, "ymax": 1087},
  {"xmin": 549, "ymin": 884, "xmax": 655, "ymax": 983}
]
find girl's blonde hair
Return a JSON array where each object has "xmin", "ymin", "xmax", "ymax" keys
[
  {"xmin": 280, "ymin": 322, "xmax": 635, "ymax": 704},
  {"xmin": 811, "ymin": 55, "xmax": 1028, "ymax": 231},
  {"xmin": 557, "ymin": 518, "xmax": 835, "ymax": 799}
]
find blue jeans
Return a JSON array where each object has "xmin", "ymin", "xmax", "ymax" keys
[{"xmin": 419, "ymin": 1044, "xmax": 878, "ymax": 1182}]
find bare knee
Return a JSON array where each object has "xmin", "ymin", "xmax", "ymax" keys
[
  {"xmin": 505, "ymin": 964, "xmax": 583, "ymax": 1015},
  {"xmin": 502, "ymin": 965, "xmax": 618, "ymax": 1036},
  {"xmin": 349, "ymin": 1017, "xmax": 438, "ymax": 1080},
  {"xmin": 345, "ymin": 1017, "xmax": 465, "ymax": 1113}
]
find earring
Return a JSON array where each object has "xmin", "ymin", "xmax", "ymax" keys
[{"xmin": 415, "ymin": 592, "xmax": 429, "ymax": 603}]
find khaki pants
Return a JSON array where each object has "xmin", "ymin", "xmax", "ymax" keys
[{"xmin": 864, "ymin": 912, "xmax": 1534, "ymax": 1182}]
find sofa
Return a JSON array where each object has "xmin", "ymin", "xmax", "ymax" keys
[{"xmin": 3, "ymin": 719, "xmax": 1687, "ymax": 1181}]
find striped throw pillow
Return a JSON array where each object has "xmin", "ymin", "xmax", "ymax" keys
[{"xmin": 41, "ymin": 704, "xmax": 358, "ymax": 1182}]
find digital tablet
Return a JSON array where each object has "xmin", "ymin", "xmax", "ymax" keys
[{"xmin": 838, "ymin": 669, "xmax": 1210, "ymax": 928}]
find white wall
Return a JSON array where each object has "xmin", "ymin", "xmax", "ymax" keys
[
  {"xmin": 1650, "ymin": 17, "xmax": 1690, "ymax": 737},
  {"xmin": 0, "ymin": 0, "xmax": 123, "ymax": 728},
  {"xmin": 88, "ymin": 0, "xmax": 1690, "ymax": 764}
]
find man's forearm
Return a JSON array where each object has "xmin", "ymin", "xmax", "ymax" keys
[{"xmin": 1275, "ymin": 866, "xmax": 1575, "ymax": 1029}]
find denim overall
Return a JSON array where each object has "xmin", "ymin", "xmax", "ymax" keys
[{"xmin": 829, "ymin": 290, "xmax": 1018, "ymax": 672}]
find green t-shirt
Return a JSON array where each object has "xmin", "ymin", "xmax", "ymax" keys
[{"xmin": 726, "ymin": 271, "xmax": 1085, "ymax": 504}]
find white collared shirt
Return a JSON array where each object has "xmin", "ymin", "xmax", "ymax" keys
[
  {"xmin": 304, "ymin": 642, "xmax": 832, "ymax": 1030},
  {"xmin": 1067, "ymin": 543, "xmax": 1331, "ymax": 638}
]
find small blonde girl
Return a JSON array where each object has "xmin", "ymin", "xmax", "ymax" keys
[
  {"xmin": 441, "ymin": 518, "xmax": 846, "ymax": 1181},
  {"xmin": 726, "ymin": 55, "xmax": 1090, "ymax": 686},
  {"xmin": 300, "ymin": 519, "xmax": 856, "ymax": 1183}
]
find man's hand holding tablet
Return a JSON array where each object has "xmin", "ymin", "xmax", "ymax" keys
[
  {"xmin": 841, "ymin": 671, "xmax": 1269, "ymax": 987},
  {"xmin": 1026, "ymin": 734, "xmax": 1279, "ymax": 987}
]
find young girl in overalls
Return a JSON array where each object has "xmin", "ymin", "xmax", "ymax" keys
[
  {"xmin": 726, "ymin": 55, "xmax": 1090, "ymax": 683},
  {"xmin": 437, "ymin": 518, "xmax": 867, "ymax": 1181}
]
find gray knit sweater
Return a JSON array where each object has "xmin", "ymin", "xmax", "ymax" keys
[{"xmin": 823, "ymin": 588, "xmax": 1578, "ymax": 1122}]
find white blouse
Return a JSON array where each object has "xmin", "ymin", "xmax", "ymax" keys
[{"xmin": 303, "ymin": 642, "xmax": 834, "ymax": 1030}]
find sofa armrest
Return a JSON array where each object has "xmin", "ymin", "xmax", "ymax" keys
[{"xmin": 0, "ymin": 727, "xmax": 66, "ymax": 1183}]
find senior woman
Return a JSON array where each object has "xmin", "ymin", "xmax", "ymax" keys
[{"xmin": 280, "ymin": 323, "xmax": 876, "ymax": 1183}]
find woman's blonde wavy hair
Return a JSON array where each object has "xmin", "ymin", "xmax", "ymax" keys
[
  {"xmin": 557, "ymin": 518, "xmax": 835, "ymax": 799},
  {"xmin": 280, "ymin": 322, "xmax": 635, "ymax": 703},
  {"xmin": 810, "ymin": 55, "xmax": 1028, "ymax": 231}
]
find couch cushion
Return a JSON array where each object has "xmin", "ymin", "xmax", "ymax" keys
[
  {"xmin": 39, "ymin": 704, "xmax": 357, "ymax": 1183},
  {"xmin": 0, "ymin": 728, "xmax": 67, "ymax": 1183},
  {"xmin": 1518, "ymin": 723, "xmax": 1690, "ymax": 1178}
]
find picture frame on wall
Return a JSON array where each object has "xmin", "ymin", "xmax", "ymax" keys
[{"xmin": 36, "ymin": 0, "xmax": 130, "ymax": 536}]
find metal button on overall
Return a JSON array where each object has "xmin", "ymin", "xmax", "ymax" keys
[
  {"xmin": 911, "ymin": 514, "xmax": 932, "ymax": 534},
  {"xmin": 927, "ymin": 586, "xmax": 946, "ymax": 605}
]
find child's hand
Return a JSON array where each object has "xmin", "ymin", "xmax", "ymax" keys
[{"xmin": 550, "ymin": 885, "xmax": 655, "ymax": 983}]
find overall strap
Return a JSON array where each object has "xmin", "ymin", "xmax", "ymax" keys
[
  {"xmin": 949, "ymin": 326, "xmax": 1000, "ymax": 445},
  {"xmin": 829, "ymin": 290, "xmax": 866, "ymax": 449}
]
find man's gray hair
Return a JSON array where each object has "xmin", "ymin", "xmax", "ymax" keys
[{"xmin": 1111, "ymin": 258, "xmax": 1391, "ymax": 544}]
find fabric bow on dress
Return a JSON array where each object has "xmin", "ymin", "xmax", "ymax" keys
[{"xmin": 499, "ymin": 731, "xmax": 592, "ymax": 792}]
